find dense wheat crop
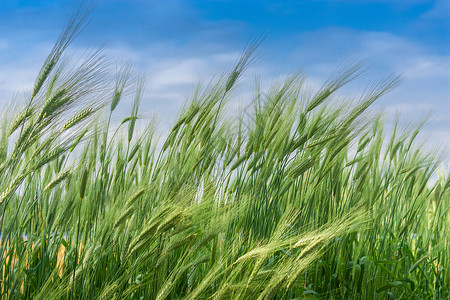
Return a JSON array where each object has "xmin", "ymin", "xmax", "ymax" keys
[{"xmin": 0, "ymin": 5, "xmax": 448, "ymax": 300}]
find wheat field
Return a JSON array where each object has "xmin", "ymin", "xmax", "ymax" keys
[{"xmin": 0, "ymin": 5, "xmax": 448, "ymax": 300}]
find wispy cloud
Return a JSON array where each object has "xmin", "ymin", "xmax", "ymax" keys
[
  {"xmin": 0, "ymin": 1, "xmax": 448, "ymax": 150},
  {"xmin": 421, "ymin": 0, "xmax": 450, "ymax": 21}
]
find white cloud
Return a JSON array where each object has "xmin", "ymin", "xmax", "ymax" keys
[
  {"xmin": 0, "ymin": 26, "xmax": 448, "ymax": 150},
  {"xmin": 281, "ymin": 28, "xmax": 449, "ymax": 149}
]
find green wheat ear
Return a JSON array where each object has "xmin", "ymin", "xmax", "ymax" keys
[
  {"xmin": 8, "ymin": 107, "xmax": 33, "ymax": 136},
  {"xmin": 111, "ymin": 63, "xmax": 132, "ymax": 112},
  {"xmin": 110, "ymin": 90, "xmax": 121, "ymax": 112},
  {"xmin": 79, "ymin": 168, "xmax": 89, "ymax": 200},
  {"xmin": 128, "ymin": 76, "xmax": 145, "ymax": 143},
  {"xmin": 45, "ymin": 169, "xmax": 73, "ymax": 191},
  {"xmin": 32, "ymin": 59, "xmax": 56, "ymax": 98},
  {"xmin": 0, "ymin": 173, "xmax": 28, "ymax": 205},
  {"xmin": 62, "ymin": 107, "xmax": 93, "ymax": 131}
]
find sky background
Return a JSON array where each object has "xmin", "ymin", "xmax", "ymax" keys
[{"xmin": 0, "ymin": 0, "xmax": 449, "ymax": 157}]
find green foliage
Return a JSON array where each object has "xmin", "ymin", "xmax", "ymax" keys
[{"xmin": 0, "ymin": 5, "xmax": 448, "ymax": 300}]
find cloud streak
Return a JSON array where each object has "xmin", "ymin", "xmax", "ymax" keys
[{"xmin": 0, "ymin": 1, "xmax": 448, "ymax": 151}]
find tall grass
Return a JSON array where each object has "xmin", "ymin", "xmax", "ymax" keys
[{"xmin": 0, "ymin": 5, "xmax": 448, "ymax": 300}]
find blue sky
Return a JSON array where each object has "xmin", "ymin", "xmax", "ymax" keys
[{"xmin": 0, "ymin": 0, "xmax": 449, "ymax": 151}]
